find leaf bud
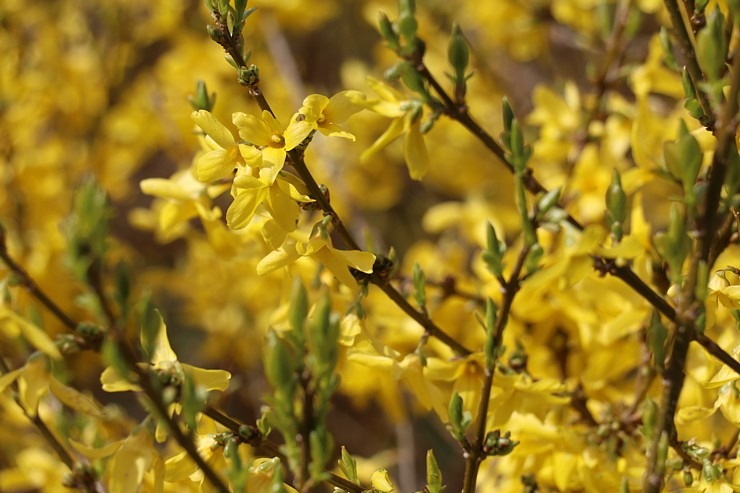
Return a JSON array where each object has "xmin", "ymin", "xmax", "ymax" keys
[
  {"xmin": 448, "ymin": 23, "xmax": 469, "ymax": 80},
  {"xmin": 425, "ymin": 450, "xmax": 444, "ymax": 493},
  {"xmin": 448, "ymin": 392, "xmax": 466, "ymax": 440},
  {"xmin": 378, "ymin": 12, "xmax": 400, "ymax": 51},
  {"xmin": 484, "ymin": 298, "xmax": 498, "ymax": 372},
  {"xmin": 397, "ymin": 12, "xmax": 418, "ymax": 42},
  {"xmin": 412, "ymin": 263, "xmax": 426, "ymax": 309},
  {"xmin": 482, "ymin": 222, "xmax": 505, "ymax": 277}
]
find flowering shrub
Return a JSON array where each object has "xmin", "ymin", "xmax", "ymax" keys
[{"xmin": 1, "ymin": 0, "xmax": 740, "ymax": 492}]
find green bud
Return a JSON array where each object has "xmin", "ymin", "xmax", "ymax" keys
[
  {"xmin": 683, "ymin": 469, "xmax": 694, "ymax": 486},
  {"xmin": 397, "ymin": 12, "xmax": 418, "ymax": 41},
  {"xmin": 412, "ymin": 263, "xmax": 426, "ymax": 309},
  {"xmin": 484, "ymin": 430, "xmax": 519, "ymax": 456},
  {"xmin": 425, "ymin": 450, "xmax": 444, "ymax": 493},
  {"xmin": 663, "ymin": 120, "xmax": 701, "ymax": 203},
  {"xmin": 289, "ymin": 279, "xmax": 308, "ymax": 337},
  {"xmin": 448, "ymin": 392, "xmax": 467, "ymax": 440},
  {"xmin": 484, "ymin": 298, "xmax": 498, "ymax": 372},
  {"xmin": 647, "ymin": 311, "xmax": 667, "ymax": 373},
  {"xmin": 653, "ymin": 204, "xmax": 689, "ymax": 284},
  {"xmin": 378, "ymin": 12, "xmax": 400, "ymax": 51},
  {"xmin": 448, "ymin": 24, "xmax": 469, "ymax": 79},
  {"xmin": 237, "ymin": 64, "xmax": 260, "ymax": 86},
  {"xmin": 189, "ymin": 80, "xmax": 216, "ymax": 112},
  {"xmin": 398, "ymin": 0, "xmax": 415, "ymax": 16},
  {"xmin": 482, "ymin": 222, "xmax": 506, "ymax": 277},
  {"xmin": 502, "ymin": 97, "xmax": 515, "ymax": 140},
  {"xmin": 338, "ymin": 447, "xmax": 359, "ymax": 485},
  {"xmin": 265, "ymin": 330, "xmax": 295, "ymax": 392},
  {"xmin": 659, "ymin": 27, "xmax": 678, "ymax": 71},
  {"xmin": 642, "ymin": 398, "xmax": 658, "ymax": 439},
  {"xmin": 696, "ymin": 8, "xmax": 727, "ymax": 81},
  {"xmin": 401, "ymin": 65, "xmax": 428, "ymax": 100}
]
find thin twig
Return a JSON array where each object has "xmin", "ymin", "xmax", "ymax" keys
[
  {"xmin": 663, "ymin": 0, "xmax": 715, "ymax": 129},
  {"xmin": 0, "ymin": 358, "xmax": 106, "ymax": 493},
  {"xmin": 203, "ymin": 406, "xmax": 366, "ymax": 493},
  {"xmin": 461, "ymin": 244, "xmax": 530, "ymax": 493}
]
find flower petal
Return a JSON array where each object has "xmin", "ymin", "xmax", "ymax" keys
[
  {"xmin": 360, "ymin": 116, "xmax": 405, "ymax": 162},
  {"xmin": 403, "ymin": 119, "xmax": 429, "ymax": 180},
  {"xmin": 283, "ymin": 118, "xmax": 314, "ymax": 150},
  {"xmin": 233, "ymin": 112, "xmax": 272, "ymax": 146},
  {"xmin": 325, "ymin": 90, "xmax": 366, "ymax": 122},
  {"xmin": 227, "ymin": 188, "xmax": 268, "ymax": 229},
  {"xmin": 191, "ymin": 111, "xmax": 235, "ymax": 149},
  {"xmin": 182, "ymin": 364, "xmax": 231, "ymax": 392},
  {"xmin": 257, "ymin": 240, "xmax": 300, "ymax": 275}
]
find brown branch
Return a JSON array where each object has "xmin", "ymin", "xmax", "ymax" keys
[
  {"xmin": 0, "ymin": 358, "xmax": 106, "ymax": 493},
  {"xmin": 0, "ymin": 227, "xmax": 78, "ymax": 332},
  {"xmin": 461, "ymin": 244, "xmax": 530, "ymax": 493},
  {"xmin": 203, "ymin": 406, "xmax": 366, "ymax": 493},
  {"xmin": 663, "ymin": 0, "xmax": 715, "ymax": 129}
]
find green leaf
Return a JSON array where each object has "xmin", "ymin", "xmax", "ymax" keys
[
  {"xmin": 338, "ymin": 446, "xmax": 360, "ymax": 485},
  {"xmin": 412, "ymin": 263, "xmax": 426, "ymax": 309},
  {"xmin": 425, "ymin": 450, "xmax": 445, "ymax": 493}
]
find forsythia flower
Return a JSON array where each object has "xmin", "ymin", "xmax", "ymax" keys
[
  {"xmin": 100, "ymin": 310, "xmax": 231, "ymax": 394},
  {"xmin": 233, "ymin": 109, "xmax": 313, "ymax": 170},
  {"xmin": 298, "ymin": 90, "xmax": 366, "ymax": 140},
  {"xmin": 361, "ymin": 77, "xmax": 429, "ymax": 180},
  {"xmin": 257, "ymin": 231, "xmax": 375, "ymax": 288},
  {"xmin": 191, "ymin": 110, "xmax": 261, "ymax": 183}
]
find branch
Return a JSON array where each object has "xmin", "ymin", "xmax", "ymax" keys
[
  {"xmin": 462, "ymin": 244, "xmax": 530, "ymax": 493},
  {"xmin": 203, "ymin": 406, "xmax": 366, "ymax": 493},
  {"xmin": 663, "ymin": 0, "xmax": 716, "ymax": 129}
]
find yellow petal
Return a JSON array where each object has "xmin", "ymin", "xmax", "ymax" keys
[
  {"xmin": 182, "ymin": 364, "xmax": 231, "ymax": 392},
  {"xmin": 371, "ymin": 469, "xmax": 395, "ymax": 492},
  {"xmin": 150, "ymin": 311, "xmax": 177, "ymax": 364},
  {"xmin": 233, "ymin": 112, "xmax": 272, "ymax": 146},
  {"xmin": 100, "ymin": 366, "xmax": 140, "ymax": 392},
  {"xmin": 283, "ymin": 118, "xmax": 314, "ymax": 150},
  {"xmin": 300, "ymin": 94, "xmax": 330, "ymax": 122},
  {"xmin": 69, "ymin": 439, "xmax": 122, "ymax": 460},
  {"xmin": 0, "ymin": 366, "xmax": 23, "ymax": 393},
  {"xmin": 325, "ymin": 90, "xmax": 366, "ymax": 123},
  {"xmin": 49, "ymin": 378, "xmax": 105, "ymax": 417},
  {"xmin": 267, "ymin": 184, "xmax": 300, "ymax": 232},
  {"xmin": 257, "ymin": 240, "xmax": 301, "ymax": 276},
  {"xmin": 140, "ymin": 178, "xmax": 194, "ymax": 201},
  {"xmin": 360, "ymin": 116, "xmax": 405, "ymax": 163},
  {"xmin": 11, "ymin": 312, "xmax": 61, "ymax": 359},
  {"xmin": 18, "ymin": 357, "xmax": 49, "ymax": 416},
  {"xmin": 227, "ymin": 188, "xmax": 268, "ymax": 229},
  {"xmin": 195, "ymin": 148, "xmax": 236, "ymax": 183},
  {"xmin": 191, "ymin": 111, "xmax": 235, "ymax": 149},
  {"xmin": 239, "ymin": 144, "xmax": 263, "ymax": 167},
  {"xmin": 109, "ymin": 430, "xmax": 154, "ymax": 493},
  {"xmin": 403, "ymin": 119, "xmax": 429, "ymax": 180}
]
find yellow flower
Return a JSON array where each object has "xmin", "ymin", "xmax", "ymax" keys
[
  {"xmin": 191, "ymin": 110, "xmax": 262, "ymax": 183},
  {"xmin": 361, "ymin": 77, "xmax": 429, "ymax": 180},
  {"xmin": 233, "ymin": 109, "xmax": 313, "ymax": 170},
  {"xmin": 299, "ymin": 90, "xmax": 366, "ymax": 140},
  {"xmin": 246, "ymin": 458, "xmax": 299, "ymax": 493},
  {"xmin": 100, "ymin": 310, "xmax": 231, "ymax": 394},
  {"xmin": 226, "ymin": 168, "xmax": 312, "ymax": 231},
  {"xmin": 370, "ymin": 468, "xmax": 395, "ymax": 493},
  {"xmin": 257, "ymin": 231, "xmax": 375, "ymax": 288}
]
